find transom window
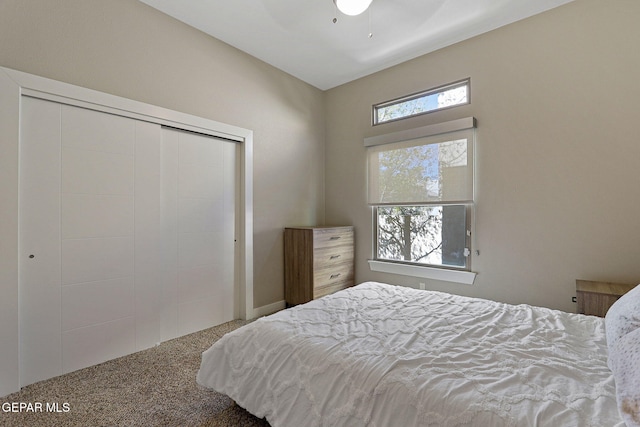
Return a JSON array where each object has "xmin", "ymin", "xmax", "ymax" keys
[{"xmin": 373, "ymin": 79, "xmax": 469, "ymax": 125}]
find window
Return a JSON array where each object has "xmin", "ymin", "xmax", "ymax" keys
[
  {"xmin": 375, "ymin": 205, "xmax": 469, "ymax": 267},
  {"xmin": 365, "ymin": 118, "xmax": 476, "ymax": 284},
  {"xmin": 373, "ymin": 79, "xmax": 469, "ymax": 125}
]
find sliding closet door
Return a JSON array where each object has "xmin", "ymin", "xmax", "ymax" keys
[
  {"xmin": 19, "ymin": 97, "xmax": 236, "ymax": 387},
  {"xmin": 160, "ymin": 127, "xmax": 236, "ymax": 341},
  {"xmin": 19, "ymin": 97, "xmax": 63, "ymax": 387},
  {"xmin": 19, "ymin": 97, "xmax": 160, "ymax": 386}
]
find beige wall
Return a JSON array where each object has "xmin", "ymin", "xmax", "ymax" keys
[
  {"xmin": 325, "ymin": 0, "xmax": 640, "ymax": 311},
  {"xmin": 0, "ymin": 0, "xmax": 326, "ymax": 309}
]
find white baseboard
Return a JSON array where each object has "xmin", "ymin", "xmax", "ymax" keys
[{"xmin": 252, "ymin": 300, "xmax": 286, "ymax": 318}]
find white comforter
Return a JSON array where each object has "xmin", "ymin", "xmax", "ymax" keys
[{"xmin": 197, "ymin": 282, "xmax": 624, "ymax": 427}]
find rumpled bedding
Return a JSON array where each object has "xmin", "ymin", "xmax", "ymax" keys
[{"xmin": 197, "ymin": 281, "xmax": 624, "ymax": 427}]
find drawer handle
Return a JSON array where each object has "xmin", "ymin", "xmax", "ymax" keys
[
  {"xmin": 329, "ymin": 236, "xmax": 341, "ymax": 240},
  {"xmin": 330, "ymin": 255, "xmax": 341, "ymax": 259},
  {"xmin": 330, "ymin": 273, "xmax": 341, "ymax": 279}
]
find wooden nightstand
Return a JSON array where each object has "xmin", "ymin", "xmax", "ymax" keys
[
  {"xmin": 575, "ymin": 280, "xmax": 636, "ymax": 317},
  {"xmin": 284, "ymin": 226, "xmax": 354, "ymax": 306}
]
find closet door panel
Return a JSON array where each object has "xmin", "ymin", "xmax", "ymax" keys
[
  {"xmin": 178, "ymin": 232, "xmax": 221, "ymax": 268},
  {"xmin": 61, "ymin": 237, "xmax": 134, "ymax": 285},
  {"xmin": 164, "ymin": 128, "xmax": 236, "ymax": 336},
  {"xmin": 178, "ymin": 163, "xmax": 219, "ymax": 199},
  {"xmin": 61, "ymin": 194, "xmax": 134, "ymax": 239},
  {"xmin": 178, "ymin": 265, "xmax": 219, "ymax": 301},
  {"xmin": 134, "ymin": 120, "xmax": 163, "ymax": 351},
  {"xmin": 61, "ymin": 105, "xmax": 134, "ymax": 155},
  {"xmin": 59, "ymin": 105, "xmax": 136, "ymax": 372},
  {"xmin": 220, "ymin": 141, "xmax": 236, "ymax": 323},
  {"xmin": 61, "ymin": 277, "xmax": 135, "ymax": 332},
  {"xmin": 61, "ymin": 147, "xmax": 134, "ymax": 195},
  {"xmin": 62, "ymin": 317, "xmax": 135, "ymax": 375},
  {"xmin": 178, "ymin": 197, "xmax": 219, "ymax": 233},
  {"xmin": 19, "ymin": 97, "xmax": 62, "ymax": 387},
  {"xmin": 160, "ymin": 129, "xmax": 180, "ymax": 342},
  {"xmin": 178, "ymin": 296, "xmax": 225, "ymax": 337}
]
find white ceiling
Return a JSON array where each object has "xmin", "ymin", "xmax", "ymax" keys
[{"xmin": 139, "ymin": 0, "xmax": 574, "ymax": 90}]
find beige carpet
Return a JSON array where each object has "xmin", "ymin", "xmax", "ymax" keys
[{"xmin": 0, "ymin": 320, "xmax": 270, "ymax": 427}]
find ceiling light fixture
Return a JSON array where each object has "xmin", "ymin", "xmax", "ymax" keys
[{"xmin": 333, "ymin": 0, "xmax": 373, "ymax": 16}]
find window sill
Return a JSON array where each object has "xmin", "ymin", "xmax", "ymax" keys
[{"xmin": 368, "ymin": 260, "xmax": 476, "ymax": 285}]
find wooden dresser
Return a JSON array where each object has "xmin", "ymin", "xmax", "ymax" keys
[
  {"xmin": 284, "ymin": 226, "xmax": 354, "ymax": 306},
  {"xmin": 576, "ymin": 279, "xmax": 636, "ymax": 317}
]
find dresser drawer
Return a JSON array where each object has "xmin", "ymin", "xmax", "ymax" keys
[
  {"xmin": 312, "ymin": 227, "xmax": 354, "ymax": 249},
  {"xmin": 314, "ymin": 263, "xmax": 353, "ymax": 287},
  {"xmin": 313, "ymin": 245, "xmax": 354, "ymax": 270},
  {"xmin": 314, "ymin": 279, "xmax": 353, "ymax": 299}
]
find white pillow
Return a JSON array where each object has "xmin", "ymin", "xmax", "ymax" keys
[
  {"xmin": 605, "ymin": 284, "xmax": 640, "ymax": 352},
  {"xmin": 609, "ymin": 327, "xmax": 640, "ymax": 427}
]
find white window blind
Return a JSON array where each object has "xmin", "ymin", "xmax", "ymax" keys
[{"xmin": 367, "ymin": 123, "xmax": 475, "ymax": 206}]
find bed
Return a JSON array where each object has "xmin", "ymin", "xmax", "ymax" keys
[{"xmin": 197, "ymin": 281, "xmax": 640, "ymax": 426}]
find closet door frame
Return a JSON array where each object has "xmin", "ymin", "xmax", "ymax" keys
[{"xmin": 0, "ymin": 66, "xmax": 254, "ymax": 397}]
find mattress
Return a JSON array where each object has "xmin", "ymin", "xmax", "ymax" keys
[{"xmin": 197, "ymin": 281, "xmax": 624, "ymax": 426}]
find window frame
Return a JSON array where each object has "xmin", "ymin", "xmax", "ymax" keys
[
  {"xmin": 372, "ymin": 78, "xmax": 470, "ymax": 126},
  {"xmin": 364, "ymin": 117, "xmax": 477, "ymax": 285}
]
